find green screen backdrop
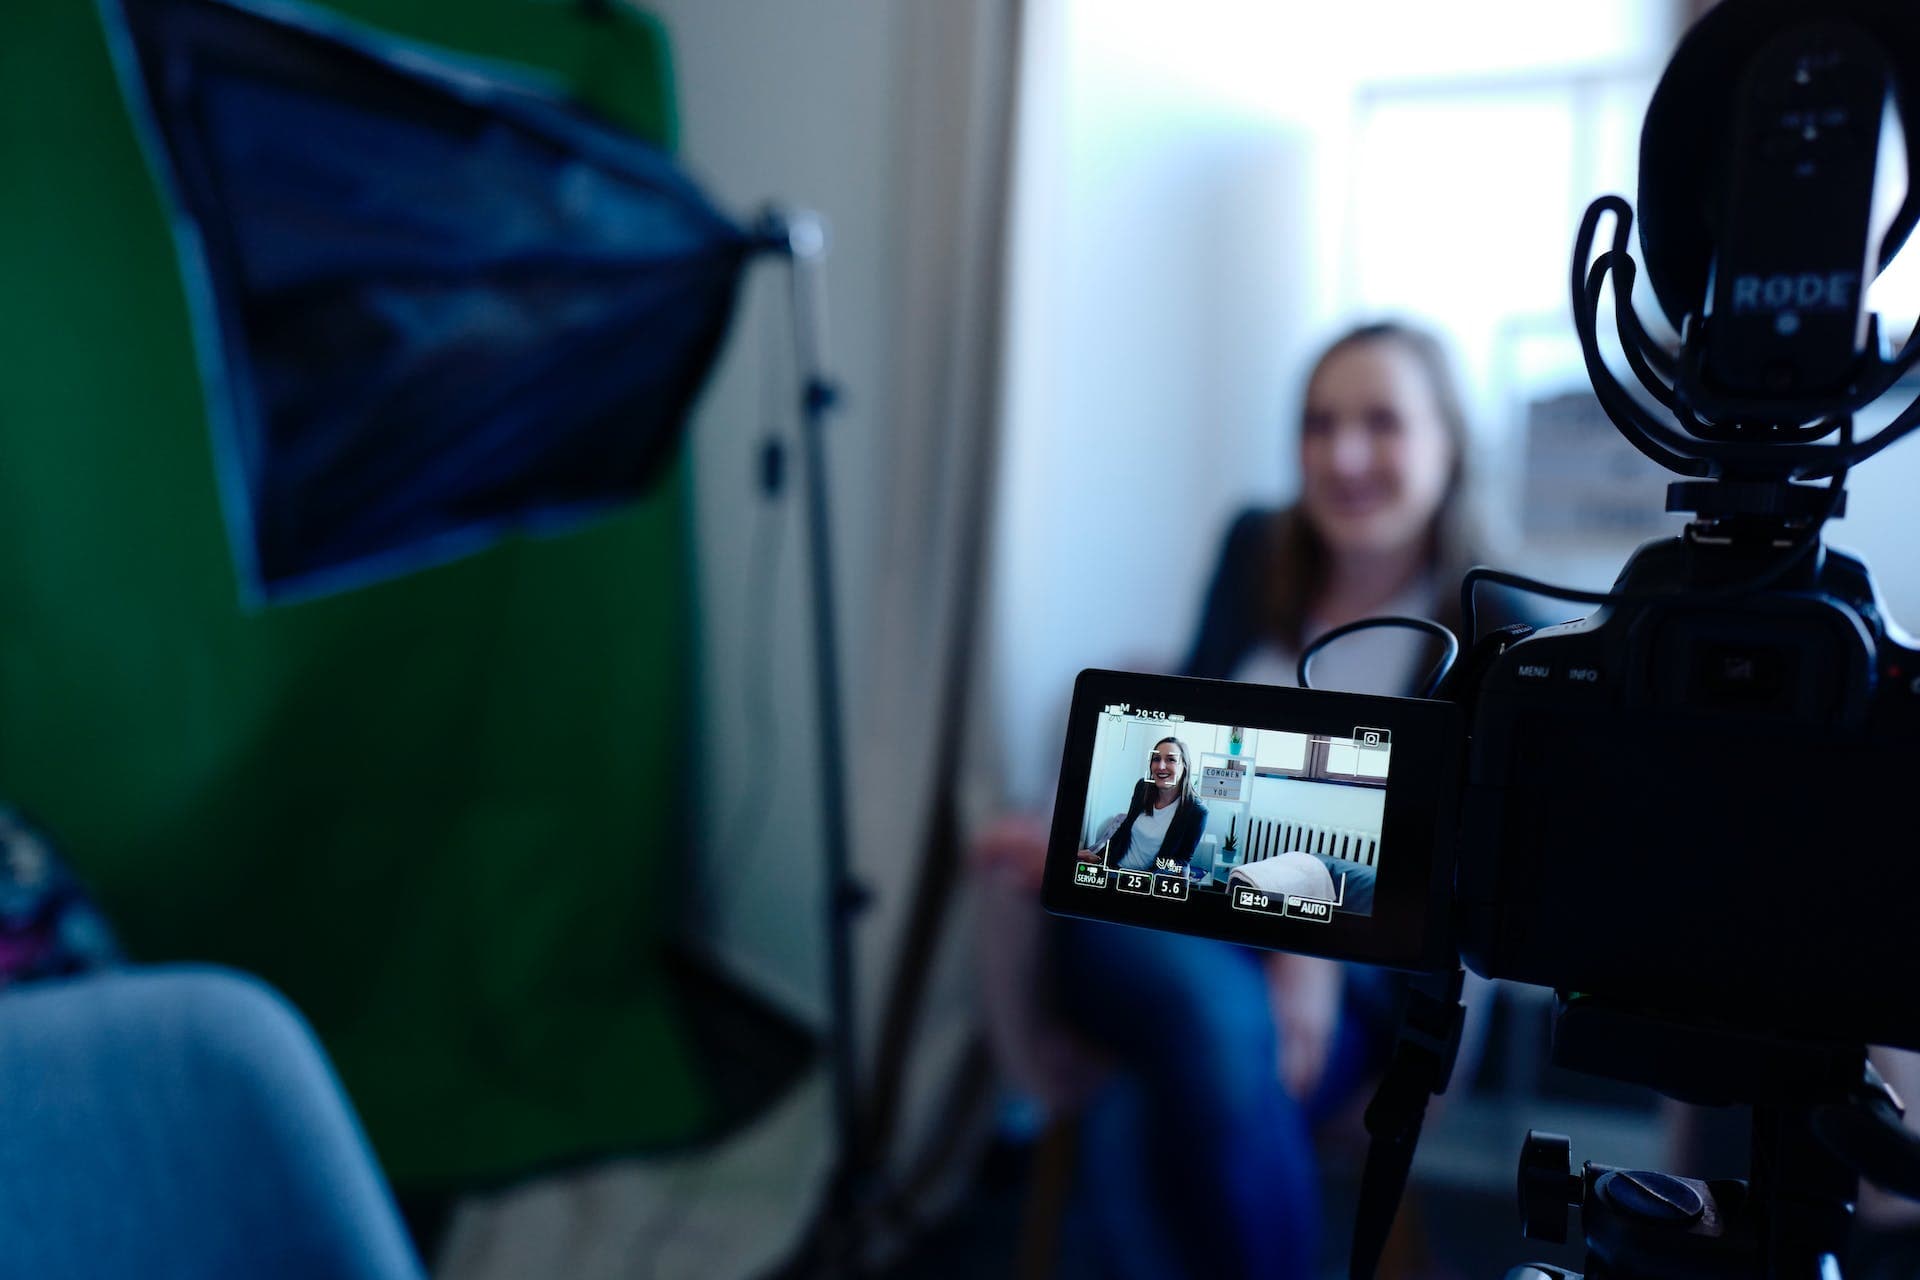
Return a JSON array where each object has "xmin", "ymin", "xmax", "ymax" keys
[{"xmin": 1, "ymin": 0, "xmax": 707, "ymax": 1189}]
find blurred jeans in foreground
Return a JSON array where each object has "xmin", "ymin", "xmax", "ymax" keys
[{"xmin": 0, "ymin": 966, "xmax": 422, "ymax": 1280}]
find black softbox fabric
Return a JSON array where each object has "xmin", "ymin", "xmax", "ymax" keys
[{"xmin": 103, "ymin": 0, "xmax": 751, "ymax": 601}]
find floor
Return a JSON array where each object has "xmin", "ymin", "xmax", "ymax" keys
[{"xmin": 422, "ymin": 974, "xmax": 1920, "ymax": 1279}]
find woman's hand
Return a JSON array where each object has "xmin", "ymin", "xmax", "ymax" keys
[
  {"xmin": 1074, "ymin": 848, "xmax": 1101, "ymax": 864},
  {"xmin": 967, "ymin": 813, "xmax": 1053, "ymax": 892},
  {"xmin": 1264, "ymin": 951, "xmax": 1343, "ymax": 1100}
]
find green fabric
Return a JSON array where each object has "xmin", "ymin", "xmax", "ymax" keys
[{"xmin": 1, "ymin": 0, "xmax": 707, "ymax": 1189}]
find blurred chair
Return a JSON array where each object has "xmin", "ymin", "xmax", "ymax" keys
[{"xmin": 0, "ymin": 965, "xmax": 423, "ymax": 1280}]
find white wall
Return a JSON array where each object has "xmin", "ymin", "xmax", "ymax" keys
[
  {"xmin": 990, "ymin": 2, "xmax": 1326, "ymax": 805},
  {"xmin": 650, "ymin": 1, "xmax": 905, "ymax": 1023},
  {"xmin": 1082, "ymin": 713, "xmax": 1141, "ymax": 846},
  {"xmin": 1248, "ymin": 776, "xmax": 1385, "ymax": 838}
]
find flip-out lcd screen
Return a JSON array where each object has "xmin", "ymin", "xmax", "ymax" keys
[{"xmin": 1042, "ymin": 670, "xmax": 1461, "ymax": 970}]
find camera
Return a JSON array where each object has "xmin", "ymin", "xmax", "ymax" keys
[{"xmin": 1043, "ymin": 2, "xmax": 1920, "ymax": 1275}]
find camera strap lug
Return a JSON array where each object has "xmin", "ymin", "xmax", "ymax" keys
[{"xmin": 1348, "ymin": 967, "xmax": 1468, "ymax": 1280}]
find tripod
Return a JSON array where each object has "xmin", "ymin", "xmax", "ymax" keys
[{"xmin": 1501, "ymin": 998, "xmax": 1920, "ymax": 1279}]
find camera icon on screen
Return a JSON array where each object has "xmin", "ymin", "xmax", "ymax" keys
[{"xmin": 1354, "ymin": 727, "xmax": 1390, "ymax": 749}]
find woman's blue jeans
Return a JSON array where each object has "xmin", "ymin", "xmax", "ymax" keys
[{"xmin": 1052, "ymin": 917, "xmax": 1392, "ymax": 1280}]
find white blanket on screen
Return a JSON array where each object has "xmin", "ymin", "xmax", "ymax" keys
[{"xmin": 1227, "ymin": 851, "xmax": 1336, "ymax": 902}]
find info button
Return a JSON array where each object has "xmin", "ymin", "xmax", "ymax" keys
[{"xmin": 1562, "ymin": 663, "xmax": 1605, "ymax": 688}]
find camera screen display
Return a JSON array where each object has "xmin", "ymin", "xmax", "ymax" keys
[
  {"xmin": 1071, "ymin": 711, "xmax": 1389, "ymax": 919},
  {"xmin": 1042, "ymin": 670, "xmax": 1462, "ymax": 970}
]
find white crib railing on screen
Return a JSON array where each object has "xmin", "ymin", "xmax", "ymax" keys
[{"xmin": 1239, "ymin": 815, "xmax": 1379, "ymax": 868}]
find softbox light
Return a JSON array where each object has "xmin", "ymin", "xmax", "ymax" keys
[{"xmin": 101, "ymin": 0, "xmax": 753, "ymax": 601}]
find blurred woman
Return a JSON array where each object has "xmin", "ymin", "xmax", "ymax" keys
[
  {"xmin": 1050, "ymin": 320, "xmax": 1482, "ymax": 1280},
  {"xmin": 1185, "ymin": 319, "xmax": 1477, "ymax": 691}
]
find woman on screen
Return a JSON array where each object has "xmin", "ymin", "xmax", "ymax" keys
[{"xmin": 1076, "ymin": 736, "xmax": 1208, "ymax": 872}]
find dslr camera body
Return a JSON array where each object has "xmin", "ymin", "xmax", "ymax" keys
[{"xmin": 1460, "ymin": 530, "xmax": 1919, "ymax": 1048}]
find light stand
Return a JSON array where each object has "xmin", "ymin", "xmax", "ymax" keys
[{"xmin": 756, "ymin": 208, "xmax": 874, "ymax": 1277}]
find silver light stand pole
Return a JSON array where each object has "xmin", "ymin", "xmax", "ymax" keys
[{"xmin": 761, "ymin": 207, "xmax": 871, "ymax": 1275}]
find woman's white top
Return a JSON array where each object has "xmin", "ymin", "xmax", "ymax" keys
[
  {"xmin": 1230, "ymin": 577, "xmax": 1438, "ymax": 695},
  {"xmin": 1115, "ymin": 798, "xmax": 1179, "ymax": 871}
]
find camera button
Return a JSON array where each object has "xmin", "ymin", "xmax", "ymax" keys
[
  {"xmin": 1515, "ymin": 661, "xmax": 1554, "ymax": 683},
  {"xmin": 1285, "ymin": 897, "xmax": 1333, "ymax": 923},
  {"xmin": 1563, "ymin": 664, "xmax": 1604, "ymax": 688}
]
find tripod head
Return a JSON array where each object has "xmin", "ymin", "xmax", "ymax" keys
[{"xmin": 1504, "ymin": 1000, "xmax": 1920, "ymax": 1280}]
